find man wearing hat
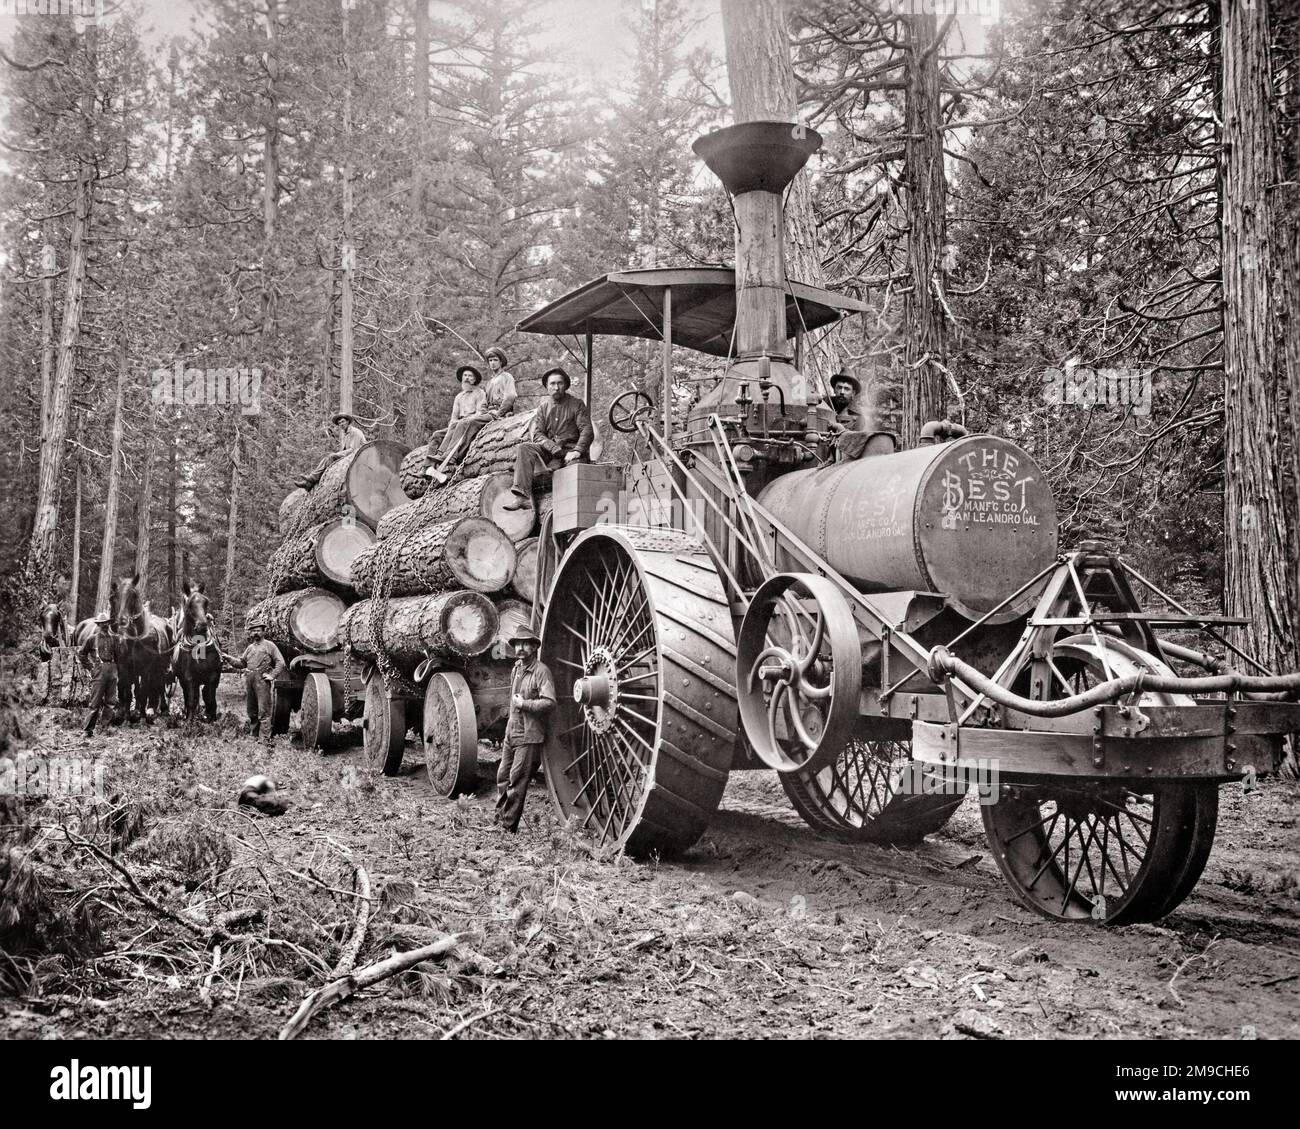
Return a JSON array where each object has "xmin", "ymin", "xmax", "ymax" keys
[
  {"xmin": 233, "ymin": 619, "xmax": 287, "ymax": 742},
  {"xmin": 424, "ymin": 363, "xmax": 488, "ymax": 485},
  {"xmin": 481, "ymin": 347, "xmax": 518, "ymax": 420},
  {"xmin": 495, "ymin": 625, "xmax": 555, "ymax": 832},
  {"xmin": 826, "ymin": 372, "xmax": 869, "ymax": 435},
  {"xmin": 501, "ymin": 366, "xmax": 593, "ymax": 509},
  {"xmin": 79, "ymin": 611, "xmax": 120, "ymax": 737},
  {"xmin": 295, "ymin": 411, "xmax": 368, "ymax": 491}
]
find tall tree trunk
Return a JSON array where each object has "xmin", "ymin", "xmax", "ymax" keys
[
  {"xmin": 1221, "ymin": 0, "xmax": 1298, "ymax": 674},
  {"xmin": 25, "ymin": 35, "xmax": 95, "ymax": 583},
  {"xmin": 411, "ymin": 0, "xmax": 429, "ymax": 215},
  {"xmin": 901, "ymin": 12, "xmax": 948, "ymax": 446},
  {"xmin": 39, "ymin": 234, "xmax": 55, "ymax": 435},
  {"xmin": 68, "ymin": 419, "xmax": 83, "ymax": 628},
  {"xmin": 261, "ymin": 0, "xmax": 280, "ymax": 339},
  {"xmin": 720, "ymin": 0, "xmax": 837, "ymax": 386},
  {"xmin": 95, "ymin": 338, "xmax": 128, "ymax": 615},
  {"xmin": 339, "ymin": 0, "xmax": 355, "ymax": 418},
  {"xmin": 166, "ymin": 424, "xmax": 178, "ymax": 603},
  {"xmin": 135, "ymin": 413, "xmax": 154, "ymax": 589},
  {"xmin": 223, "ymin": 424, "xmax": 240, "ymax": 620}
]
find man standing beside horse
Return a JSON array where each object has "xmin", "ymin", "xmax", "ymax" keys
[
  {"xmin": 234, "ymin": 618, "xmax": 286, "ymax": 743},
  {"xmin": 79, "ymin": 611, "xmax": 119, "ymax": 738}
]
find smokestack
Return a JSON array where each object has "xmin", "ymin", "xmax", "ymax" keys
[
  {"xmin": 689, "ymin": 123, "xmax": 822, "ymax": 424},
  {"xmin": 693, "ymin": 122, "xmax": 821, "ymax": 362}
]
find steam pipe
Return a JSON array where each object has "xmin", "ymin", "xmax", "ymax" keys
[
  {"xmin": 928, "ymin": 646, "xmax": 1300, "ymax": 716},
  {"xmin": 918, "ymin": 419, "xmax": 969, "ymax": 445}
]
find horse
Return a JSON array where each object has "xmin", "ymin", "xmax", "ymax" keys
[
  {"xmin": 115, "ymin": 573, "xmax": 175, "ymax": 722},
  {"xmin": 172, "ymin": 580, "xmax": 222, "ymax": 721},
  {"xmin": 37, "ymin": 601, "xmax": 68, "ymax": 660}
]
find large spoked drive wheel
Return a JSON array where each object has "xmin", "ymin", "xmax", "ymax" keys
[
  {"xmin": 363, "ymin": 672, "xmax": 408, "ymax": 777},
  {"xmin": 736, "ymin": 573, "xmax": 862, "ymax": 774},
  {"xmin": 300, "ymin": 673, "xmax": 334, "ymax": 752},
  {"xmin": 781, "ymin": 736, "xmax": 966, "ymax": 843},
  {"xmin": 541, "ymin": 527, "xmax": 737, "ymax": 855},
  {"xmin": 982, "ymin": 636, "xmax": 1219, "ymax": 924},
  {"xmin": 424, "ymin": 671, "xmax": 478, "ymax": 798}
]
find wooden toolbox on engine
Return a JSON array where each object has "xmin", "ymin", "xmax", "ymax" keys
[{"xmin": 551, "ymin": 462, "xmax": 625, "ymax": 534}]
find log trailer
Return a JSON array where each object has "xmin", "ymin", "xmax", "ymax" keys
[{"xmin": 485, "ymin": 121, "xmax": 1300, "ymax": 924}]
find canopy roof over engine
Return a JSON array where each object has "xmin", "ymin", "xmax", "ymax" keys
[{"xmin": 516, "ymin": 267, "xmax": 868, "ymax": 357}]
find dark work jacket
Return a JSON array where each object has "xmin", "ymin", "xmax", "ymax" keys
[
  {"xmin": 506, "ymin": 656, "xmax": 556, "ymax": 744},
  {"xmin": 80, "ymin": 630, "xmax": 119, "ymax": 669},
  {"xmin": 531, "ymin": 392, "xmax": 594, "ymax": 459}
]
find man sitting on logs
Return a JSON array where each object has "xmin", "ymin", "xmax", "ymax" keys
[
  {"xmin": 79, "ymin": 610, "xmax": 119, "ymax": 738},
  {"xmin": 295, "ymin": 412, "xmax": 367, "ymax": 491},
  {"xmin": 501, "ymin": 366, "xmax": 593, "ymax": 509},
  {"xmin": 233, "ymin": 618, "xmax": 286, "ymax": 743},
  {"xmin": 495, "ymin": 625, "xmax": 555, "ymax": 833},
  {"xmin": 424, "ymin": 363, "xmax": 488, "ymax": 486}
]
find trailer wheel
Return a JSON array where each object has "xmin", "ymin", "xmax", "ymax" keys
[
  {"xmin": 541, "ymin": 527, "xmax": 736, "ymax": 856},
  {"xmin": 424, "ymin": 671, "xmax": 478, "ymax": 797},
  {"xmin": 981, "ymin": 636, "xmax": 1219, "ymax": 924},
  {"xmin": 300, "ymin": 672, "xmax": 334, "ymax": 752},
  {"xmin": 363, "ymin": 672, "xmax": 408, "ymax": 776}
]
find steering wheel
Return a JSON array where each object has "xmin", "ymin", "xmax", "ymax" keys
[{"xmin": 608, "ymin": 390, "xmax": 655, "ymax": 434}]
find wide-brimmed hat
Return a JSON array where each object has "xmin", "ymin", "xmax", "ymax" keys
[
  {"xmin": 455, "ymin": 364, "xmax": 483, "ymax": 384},
  {"xmin": 94, "ymin": 611, "xmax": 112, "ymax": 625},
  {"xmin": 510, "ymin": 625, "xmax": 541, "ymax": 646},
  {"xmin": 829, "ymin": 372, "xmax": 862, "ymax": 394},
  {"xmin": 331, "ymin": 411, "xmax": 354, "ymax": 426},
  {"xmin": 540, "ymin": 366, "xmax": 571, "ymax": 389},
  {"xmin": 484, "ymin": 347, "xmax": 508, "ymax": 366}
]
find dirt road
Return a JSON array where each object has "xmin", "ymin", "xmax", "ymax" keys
[{"xmin": 3, "ymin": 681, "xmax": 1297, "ymax": 1040}]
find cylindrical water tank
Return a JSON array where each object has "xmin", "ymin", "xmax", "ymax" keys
[{"xmin": 756, "ymin": 435, "xmax": 1059, "ymax": 620}]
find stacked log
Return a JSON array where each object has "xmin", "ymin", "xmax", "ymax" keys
[
  {"xmin": 246, "ymin": 588, "xmax": 348, "ymax": 653},
  {"xmin": 351, "ymin": 517, "xmax": 516, "ymax": 597},
  {"xmin": 490, "ymin": 598, "xmax": 533, "ymax": 661},
  {"xmin": 283, "ymin": 440, "xmax": 410, "ymax": 533},
  {"xmin": 270, "ymin": 518, "xmax": 375, "ymax": 594},
  {"xmin": 398, "ymin": 444, "xmax": 430, "ymax": 500},
  {"xmin": 377, "ymin": 473, "xmax": 534, "ymax": 542},
  {"xmin": 459, "ymin": 410, "xmax": 537, "ymax": 477},
  {"xmin": 339, "ymin": 592, "xmax": 498, "ymax": 663},
  {"xmin": 510, "ymin": 537, "xmax": 539, "ymax": 603}
]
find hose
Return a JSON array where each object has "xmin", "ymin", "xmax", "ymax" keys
[{"xmin": 927, "ymin": 645, "xmax": 1300, "ymax": 717}]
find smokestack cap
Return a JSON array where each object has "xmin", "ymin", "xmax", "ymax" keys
[{"xmin": 694, "ymin": 121, "xmax": 823, "ymax": 196}]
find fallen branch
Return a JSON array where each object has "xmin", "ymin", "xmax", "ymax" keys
[
  {"xmin": 279, "ymin": 931, "xmax": 477, "ymax": 1041},
  {"xmin": 331, "ymin": 863, "xmax": 371, "ymax": 979}
]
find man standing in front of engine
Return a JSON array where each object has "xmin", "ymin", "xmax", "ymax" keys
[{"xmin": 495, "ymin": 626, "xmax": 555, "ymax": 832}]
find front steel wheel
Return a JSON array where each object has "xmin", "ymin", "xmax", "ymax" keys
[{"xmin": 541, "ymin": 527, "xmax": 736, "ymax": 855}]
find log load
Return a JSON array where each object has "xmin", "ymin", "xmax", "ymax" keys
[
  {"xmin": 246, "ymin": 588, "xmax": 347, "ymax": 653},
  {"xmin": 398, "ymin": 444, "xmax": 431, "ymax": 500},
  {"xmin": 284, "ymin": 440, "xmax": 410, "ymax": 533},
  {"xmin": 270, "ymin": 518, "xmax": 376, "ymax": 594},
  {"xmin": 339, "ymin": 592, "xmax": 498, "ymax": 663},
  {"xmin": 279, "ymin": 488, "xmax": 308, "ymax": 533},
  {"xmin": 350, "ymin": 516, "xmax": 517, "ymax": 597},
  {"xmin": 376, "ymin": 473, "xmax": 535, "ymax": 542},
  {"xmin": 491, "ymin": 597, "xmax": 533, "ymax": 661},
  {"xmin": 511, "ymin": 537, "xmax": 539, "ymax": 602},
  {"xmin": 459, "ymin": 410, "xmax": 537, "ymax": 478}
]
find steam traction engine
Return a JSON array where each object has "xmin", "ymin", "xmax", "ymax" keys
[{"xmin": 516, "ymin": 121, "xmax": 1300, "ymax": 924}]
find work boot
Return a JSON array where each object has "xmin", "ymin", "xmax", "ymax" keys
[{"xmin": 501, "ymin": 489, "xmax": 529, "ymax": 511}]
